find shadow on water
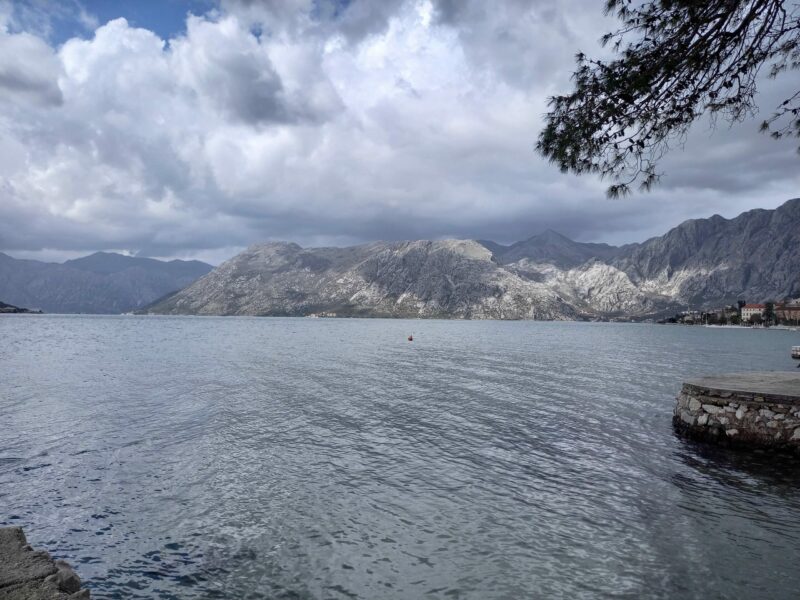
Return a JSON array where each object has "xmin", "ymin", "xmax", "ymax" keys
[
  {"xmin": 94, "ymin": 534, "xmax": 319, "ymax": 600},
  {"xmin": 673, "ymin": 434, "xmax": 800, "ymax": 492}
]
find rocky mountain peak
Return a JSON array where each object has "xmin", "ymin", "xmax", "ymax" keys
[{"xmin": 147, "ymin": 198, "xmax": 800, "ymax": 320}]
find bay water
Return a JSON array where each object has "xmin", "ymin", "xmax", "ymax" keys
[{"xmin": 2, "ymin": 315, "xmax": 799, "ymax": 599}]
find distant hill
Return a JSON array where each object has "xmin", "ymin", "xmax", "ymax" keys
[
  {"xmin": 0, "ymin": 300, "xmax": 40, "ymax": 313},
  {"xmin": 146, "ymin": 198, "xmax": 800, "ymax": 319},
  {"xmin": 0, "ymin": 252, "xmax": 213, "ymax": 314},
  {"xmin": 63, "ymin": 252, "xmax": 211, "ymax": 278}
]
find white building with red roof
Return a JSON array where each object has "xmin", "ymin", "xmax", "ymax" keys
[{"xmin": 741, "ymin": 303, "xmax": 765, "ymax": 321}]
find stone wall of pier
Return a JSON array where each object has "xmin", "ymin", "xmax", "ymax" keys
[{"xmin": 674, "ymin": 382, "xmax": 800, "ymax": 449}]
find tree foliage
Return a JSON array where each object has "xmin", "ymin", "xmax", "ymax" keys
[
  {"xmin": 764, "ymin": 300, "xmax": 776, "ymax": 325},
  {"xmin": 537, "ymin": 0, "xmax": 800, "ymax": 197}
]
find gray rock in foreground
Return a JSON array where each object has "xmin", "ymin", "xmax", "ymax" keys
[{"xmin": 0, "ymin": 527, "xmax": 89, "ymax": 599}]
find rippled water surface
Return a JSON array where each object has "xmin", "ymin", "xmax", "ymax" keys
[{"xmin": 2, "ymin": 316, "xmax": 800, "ymax": 599}]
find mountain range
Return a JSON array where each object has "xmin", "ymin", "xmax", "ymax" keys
[
  {"xmin": 0, "ymin": 252, "xmax": 213, "ymax": 314},
  {"xmin": 145, "ymin": 198, "xmax": 800, "ymax": 319}
]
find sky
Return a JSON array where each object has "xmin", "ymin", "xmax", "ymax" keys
[{"xmin": 0, "ymin": 0, "xmax": 798, "ymax": 265}]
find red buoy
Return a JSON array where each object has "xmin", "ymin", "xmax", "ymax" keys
[{"xmin": 408, "ymin": 334, "xmax": 413, "ymax": 341}]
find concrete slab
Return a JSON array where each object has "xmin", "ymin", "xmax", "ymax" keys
[{"xmin": 684, "ymin": 372, "xmax": 800, "ymax": 404}]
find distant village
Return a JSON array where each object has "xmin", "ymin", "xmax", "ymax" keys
[{"xmin": 659, "ymin": 300, "xmax": 800, "ymax": 326}]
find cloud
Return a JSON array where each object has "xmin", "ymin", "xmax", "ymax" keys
[
  {"xmin": 430, "ymin": 0, "xmax": 618, "ymax": 91},
  {"xmin": 0, "ymin": 0, "xmax": 798, "ymax": 264},
  {"xmin": 0, "ymin": 0, "xmax": 98, "ymax": 41},
  {"xmin": 221, "ymin": 0, "xmax": 407, "ymax": 43},
  {"xmin": 0, "ymin": 25, "xmax": 62, "ymax": 105},
  {"xmin": 171, "ymin": 14, "xmax": 341, "ymax": 124}
]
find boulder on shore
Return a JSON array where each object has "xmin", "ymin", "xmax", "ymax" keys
[{"xmin": 0, "ymin": 527, "xmax": 89, "ymax": 599}]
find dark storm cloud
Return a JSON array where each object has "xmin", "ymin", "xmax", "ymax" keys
[
  {"xmin": 0, "ymin": 0, "xmax": 797, "ymax": 263},
  {"xmin": 657, "ymin": 73, "xmax": 800, "ymax": 195}
]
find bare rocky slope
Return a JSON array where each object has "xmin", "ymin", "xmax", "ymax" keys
[
  {"xmin": 148, "ymin": 240, "xmax": 577, "ymax": 319},
  {"xmin": 147, "ymin": 198, "xmax": 800, "ymax": 319}
]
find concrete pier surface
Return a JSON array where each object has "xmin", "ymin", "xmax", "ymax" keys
[
  {"xmin": 0, "ymin": 528, "xmax": 89, "ymax": 599},
  {"xmin": 684, "ymin": 372, "xmax": 800, "ymax": 402},
  {"xmin": 674, "ymin": 371, "xmax": 800, "ymax": 449}
]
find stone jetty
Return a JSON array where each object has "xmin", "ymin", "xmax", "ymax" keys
[
  {"xmin": 0, "ymin": 528, "xmax": 89, "ymax": 599},
  {"xmin": 674, "ymin": 372, "xmax": 800, "ymax": 449}
]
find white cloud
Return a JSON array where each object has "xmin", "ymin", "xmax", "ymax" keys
[{"xmin": 0, "ymin": 0, "xmax": 798, "ymax": 263}]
